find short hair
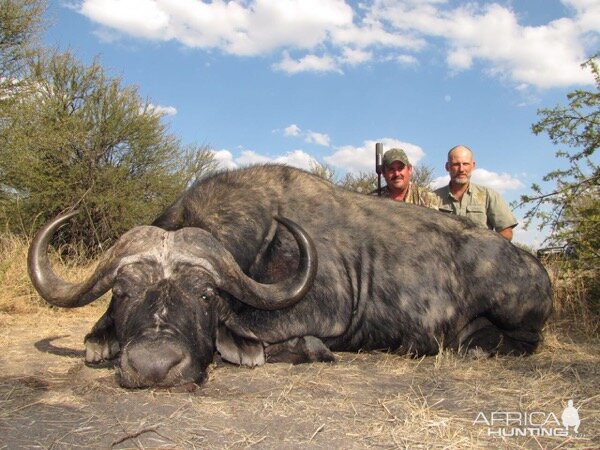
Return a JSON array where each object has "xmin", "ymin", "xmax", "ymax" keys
[{"xmin": 447, "ymin": 145, "xmax": 473, "ymax": 161}]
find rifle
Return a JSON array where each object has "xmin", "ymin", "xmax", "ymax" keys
[{"xmin": 375, "ymin": 142, "xmax": 383, "ymax": 196}]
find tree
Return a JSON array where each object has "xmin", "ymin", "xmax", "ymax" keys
[
  {"xmin": 0, "ymin": 50, "xmax": 216, "ymax": 251},
  {"xmin": 520, "ymin": 55, "xmax": 599, "ymax": 316},
  {"xmin": 412, "ymin": 165, "xmax": 435, "ymax": 189},
  {"xmin": 309, "ymin": 161, "xmax": 376, "ymax": 193},
  {"xmin": 309, "ymin": 160, "xmax": 336, "ymax": 184},
  {"xmin": 0, "ymin": 0, "xmax": 45, "ymax": 96},
  {"xmin": 339, "ymin": 171, "xmax": 378, "ymax": 193},
  {"xmin": 520, "ymin": 55, "xmax": 599, "ymax": 261}
]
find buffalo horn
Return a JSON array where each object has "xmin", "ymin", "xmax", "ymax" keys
[
  {"xmin": 217, "ymin": 216, "xmax": 317, "ymax": 310},
  {"xmin": 27, "ymin": 210, "xmax": 120, "ymax": 307}
]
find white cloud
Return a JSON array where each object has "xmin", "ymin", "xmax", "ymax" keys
[
  {"xmin": 430, "ymin": 175, "xmax": 449, "ymax": 190},
  {"xmin": 340, "ymin": 47, "xmax": 373, "ymax": 65},
  {"xmin": 236, "ymin": 150, "xmax": 272, "ymax": 166},
  {"xmin": 80, "ymin": 0, "xmax": 170, "ymax": 39},
  {"xmin": 79, "ymin": 0, "xmax": 354, "ymax": 55},
  {"xmin": 77, "ymin": 0, "xmax": 599, "ymax": 86},
  {"xmin": 395, "ymin": 54, "xmax": 419, "ymax": 66},
  {"xmin": 445, "ymin": 3, "xmax": 594, "ymax": 88},
  {"xmin": 430, "ymin": 169, "xmax": 523, "ymax": 192},
  {"xmin": 447, "ymin": 48, "xmax": 473, "ymax": 71},
  {"xmin": 273, "ymin": 52, "xmax": 342, "ymax": 74},
  {"xmin": 563, "ymin": 0, "xmax": 600, "ymax": 32},
  {"xmin": 284, "ymin": 124, "xmax": 301, "ymax": 137},
  {"xmin": 214, "ymin": 148, "xmax": 316, "ymax": 171},
  {"xmin": 325, "ymin": 138, "xmax": 425, "ymax": 173},
  {"xmin": 324, "ymin": 144, "xmax": 372, "ymax": 173},
  {"xmin": 148, "ymin": 103, "xmax": 177, "ymax": 116},
  {"xmin": 282, "ymin": 124, "xmax": 331, "ymax": 147},
  {"xmin": 305, "ymin": 131, "xmax": 331, "ymax": 147},
  {"xmin": 273, "ymin": 149, "xmax": 316, "ymax": 170},
  {"xmin": 213, "ymin": 149, "xmax": 237, "ymax": 169},
  {"xmin": 373, "ymin": 0, "xmax": 598, "ymax": 88},
  {"xmin": 472, "ymin": 168, "xmax": 524, "ymax": 192}
]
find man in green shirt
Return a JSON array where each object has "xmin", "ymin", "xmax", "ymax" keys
[
  {"xmin": 432, "ymin": 145, "xmax": 517, "ymax": 241},
  {"xmin": 377, "ymin": 148, "xmax": 437, "ymax": 207}
]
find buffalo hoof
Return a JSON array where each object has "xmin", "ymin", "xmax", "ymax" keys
[
  {"xmin": 265, "ymin": 336, "xmax": 336, "ymax": 364},
  {"xmin": 84, "ymin": 335, "xmax": 120, "ymax": 364}
]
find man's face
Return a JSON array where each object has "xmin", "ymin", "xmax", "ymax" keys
[
  {"xmin": 446, "ymin": 148, "xmax": 474, "ymax": 186},
  {"xmin": 383, "ymin": 160, "xmax": 412, "ymax": 193}
]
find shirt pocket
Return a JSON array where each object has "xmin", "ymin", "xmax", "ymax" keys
[
  {"xmin": 466, "ymin": 204, "xmax": 487, "ymax": 227},
  {"xmin": 466, "ymin": 205, "xmax": 485, "ymax": 214}
]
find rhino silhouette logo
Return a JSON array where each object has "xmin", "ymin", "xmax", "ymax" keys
[{"xmin": 561, "ymin": 400, "xmax": 580, "ymax": 433}]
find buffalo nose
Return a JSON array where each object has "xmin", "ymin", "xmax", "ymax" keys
[{"xmin": 123, "ymin": 341, "xmax": 186, "ymax": 386}]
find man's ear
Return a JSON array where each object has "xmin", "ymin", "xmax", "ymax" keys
[{"xmin": 445, "ymin": 162, "xmax": 450, "ymax": 172}]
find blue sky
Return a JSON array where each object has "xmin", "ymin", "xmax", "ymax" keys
[{"xmin": 43, "ymin": 1, "xmax": 599, "ymax": 247}]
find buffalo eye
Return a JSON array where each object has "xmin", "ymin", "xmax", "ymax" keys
[
  {"xmin": 200, "ymin": 287, "xmax": 215, "ymax": 301},
  {"xmin": 112, "ymin": 284, "xmax": 128, "ymax": 300}
]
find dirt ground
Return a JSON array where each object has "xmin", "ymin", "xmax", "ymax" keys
[{"xmin": 0, "ymin": 307, "xmax": 598, "ymax": 449}]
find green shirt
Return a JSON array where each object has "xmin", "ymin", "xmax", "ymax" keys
[
  {"xmin": 432, "ymin": 183, "xmax": 517, "ymax": 231},
  {"xmin": 377, "ymin": 182, "xmax": 438, "ymax": 208}
]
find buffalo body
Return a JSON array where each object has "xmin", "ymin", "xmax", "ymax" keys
[{"xmin": 28, "ymin": 165, "xmax": 553, "ymax": 388}]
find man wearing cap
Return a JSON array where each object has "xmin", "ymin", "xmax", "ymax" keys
[
  {"xmin": 432, "ymin": 145, "xmax": 517, "ymax": 241},
  {"xmin": 376, "ymin": 148, "xmax": 436, "ymax": 207}
]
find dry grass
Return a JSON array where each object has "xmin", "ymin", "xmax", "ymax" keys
[
  {"xmin": 1, "ymin": 236, "xmax": 598, "ymax": 449},
  {"xmin": 544, "ymin": 258, "xmax": 599, "ymax": 337},
  {"xmin": 0, "ymin": 233, "xmax": 106, "ymax": 314},
  {"xmin": 0, "ymin": 233, "xmax": 41, "ymax": 313}
]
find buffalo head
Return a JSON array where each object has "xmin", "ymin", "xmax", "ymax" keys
[{"xmin": 28, "ymin": 210, "xmax": 317, "ymax": 388}]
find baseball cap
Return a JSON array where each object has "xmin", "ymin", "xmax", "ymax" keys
[{"xmin": 383, "ymin": 148, "xmax": 410, "ymax": 168}]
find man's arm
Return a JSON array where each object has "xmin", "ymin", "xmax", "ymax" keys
[
  {"xmin": 498, "ymin": 226, "xmax": 514, "ymax": 241},
  {"xmin": 486, "ymin": 188, "xmax": 517, "ymax": 240}
]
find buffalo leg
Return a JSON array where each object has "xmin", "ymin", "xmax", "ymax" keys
[
  {"xmin": 265, "ymin": 336, "xmax": 336, "ymax": 364},
  {"xmin": 84, "ymin": 303, "xmax": 120, "ymax": 364},
  {"xmin": 216, "ymin": 324, "xmax": 265, "ymax": 367},
  {"xmin": 457, "ymin": 317, "xmax": 542, "ymax": 356}
]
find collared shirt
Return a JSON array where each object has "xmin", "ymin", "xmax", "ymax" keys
[
  {"xmin": 376, "ymin": 182, "xmax": 438, "ymax": 208},
  {"xmin": 432, "ymin": 183, "xmax": 517, "ymax": 231}
]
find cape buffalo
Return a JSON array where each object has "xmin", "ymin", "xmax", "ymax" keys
[{"xmin": 28, "ymin": 165, "xmax": 553, "ymax": 388}]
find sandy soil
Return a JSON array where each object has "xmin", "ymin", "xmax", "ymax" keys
[{"xmin": 0, "ymin": 309, "xmax": 598, "ymax": 449}]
